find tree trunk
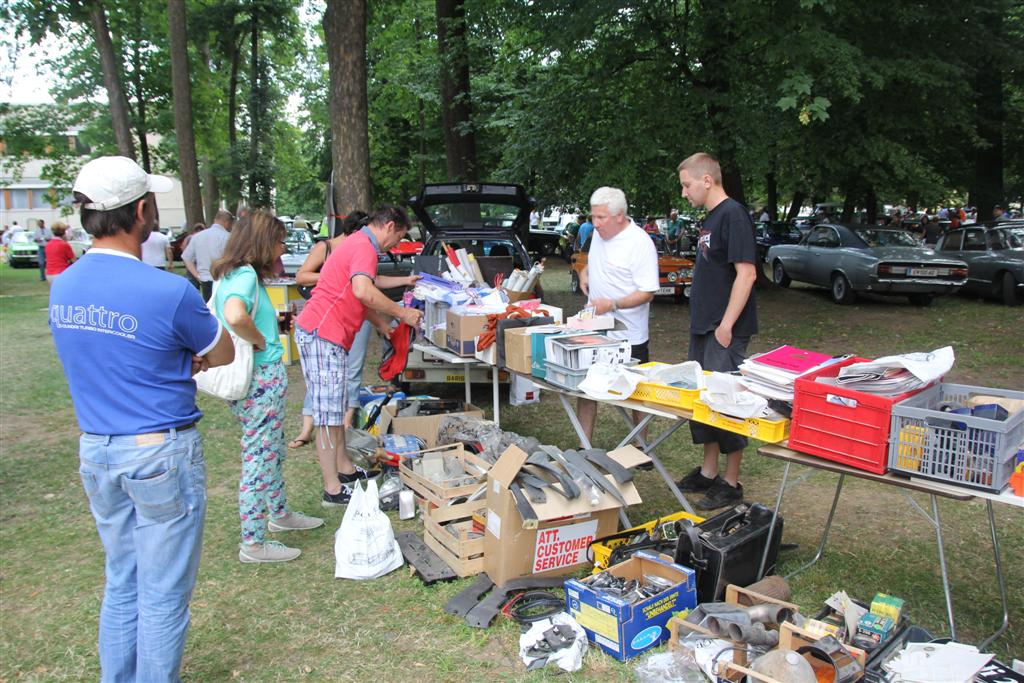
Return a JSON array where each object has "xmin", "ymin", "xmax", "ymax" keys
[
  {"xmin": 864, "ymin": 187, "xmax": 878, "ymax": 224},
  {"xmin": 765, "ymin": 171, "xmax": 778, "ymax": 221},
  {"xmin": 786, "ymin": 191, "xmax": 806, "ymax": 222},
  {"xmin": 969, "ymin": 10, "xmax": 1004, "ymax": 221},
  {"xmin": 841, "ymin": 187, "xmax": 856, "ymax": 222},
  {"xmin": 436, "ymin": 0, "xmax": 478, "ymax": 181},
  {"xmin": 89, "ymin": 0, "xmax": 136, "ymax": 159},
  {"xmin": 167, "ymin": 0, "xmax": 205, "ymax": 228},
  {"xmin": 226, "ymin": 36, "xmax": 242, "ymax": 211},
  {"xmin": 323, "ymin": 0, "xmax": 371, "ymax": 214},
  {"xmin": 130, "ymin": 3, "xmax": 150, "ymax": 172},
  {"xmin": 248, "ymin": 7, "xmax": 259, "ymax": 205}
]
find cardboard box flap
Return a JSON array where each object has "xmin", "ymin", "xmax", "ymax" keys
[
  {"xmin": 488, "ymin": 444, "xmax": 529, "ymax": 490},
  {"xmin": 607, "ymin": 445, "xmax": 651, "ymax": 468}
]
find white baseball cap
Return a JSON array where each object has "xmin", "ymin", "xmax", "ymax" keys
[{"xmin": 73, "ymin": 156, "xmax": 174, "ymax": 211}]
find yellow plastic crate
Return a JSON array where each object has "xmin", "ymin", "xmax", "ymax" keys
[
  {"xmin": 591, "ymin": 510, "xmax": 704, "ymax": 572},
  {"xmin": 692, "ymin": 399, "xmax": 790, "ymax": 443},
  {"xmin": 629, "ymin": 362, "xmax": 705, "ymax": 410}
]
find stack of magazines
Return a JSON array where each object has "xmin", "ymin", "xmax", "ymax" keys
[
  {"xmin": 821, "ymin": 346, "xmax": 955, "ymax": 396},
  {"xmin": 738, "ymin": 345, "xmax": 838, "ymax": 401}
]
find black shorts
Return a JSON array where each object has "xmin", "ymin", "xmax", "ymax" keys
[
  {"xmin": 688, "ymin": 332, "xmax": 750, "ymax": 453},
  {"xmin": 631, "ymin": 340, "xmax": 650, "ymax": 364}
]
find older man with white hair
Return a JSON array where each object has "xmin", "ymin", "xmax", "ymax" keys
[{"xmin": 576, "ymin": 186, "xmax": 660, "ymax": 443}]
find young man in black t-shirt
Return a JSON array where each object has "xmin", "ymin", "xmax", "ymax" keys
[{"xmin": 677, "ymin": 152, "xmax": 759, "ymax": 510}]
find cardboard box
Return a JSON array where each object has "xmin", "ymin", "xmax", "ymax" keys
[
  {"xmin": 504, "ymin": 325, "xmax": 561, "ymax": 376},
  {"xmin": 473, "ymin": 337, "xmax": 497, "ymax": 366},
  {"xmin": 483, "ymin": 444, "xmax": 647, "ymax": 585},
  {"xmin": 565, "ymin": 551, "xmax": 697, "ymax": 661},
  {"xmin": 446, "ymin": 310, "xmax": 490, "ymax": 356},
  {"xmin": 377, "ymin": 402, "xmax": 484, "ymax": 448}
]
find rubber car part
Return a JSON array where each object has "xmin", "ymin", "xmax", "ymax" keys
[
  {"xmin": 395, "ymin": 531, "xmax": 458, "ymax": 584},
  {"xmin": 504, "ymin": 590, "xmax": 567, "ymax": 624},
  {"xmin": 463, "ymin": 576, "xmax": 569, "ymax": 629},
  {"xmin": 579, "ymin": 448, "xmax": 633, "ymax": 484},
  {"xmin": 444, "ymin": 574, "xmax": 495, "ymax": 617}
]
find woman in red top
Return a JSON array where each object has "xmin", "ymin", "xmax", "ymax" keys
[{"xmin": 44, "ymin": 223, "xmax": 76, "ymax": 282}]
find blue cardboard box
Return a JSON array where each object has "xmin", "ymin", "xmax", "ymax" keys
[{"xmin": 564, "ymin": 551, "xmax": 697, "ymax": 661}]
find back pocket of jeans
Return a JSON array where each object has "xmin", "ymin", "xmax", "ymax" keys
[{"xmin": 122, "ymin": 467, "xmax": 184, "ymax": 524}]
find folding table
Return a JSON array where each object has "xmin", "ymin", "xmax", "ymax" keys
[{"xmin": 756, "ymin": 443, "xmax": 1015, "ymax": 649}]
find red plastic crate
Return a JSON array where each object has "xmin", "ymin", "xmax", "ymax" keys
[{"xmin": 789, "ymin": 357, "xmax": 930, "ymax": 474}]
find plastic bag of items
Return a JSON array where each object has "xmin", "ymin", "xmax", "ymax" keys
[
  {"xmin": 634, "ymin": 648, "xmax": 711, "ymax": 683},
  {"xmin": 519, "ymin": 613, "xmax": 587, "ymax": 673}
]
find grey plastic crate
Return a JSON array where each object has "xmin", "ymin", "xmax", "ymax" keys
[
  {"xmin": 888, "ymin": 383, "xmax": 1024, "ymax": 492},
  {"xmin": 542, "ymin": 360, "xmax": 589, "ymax": 391}
]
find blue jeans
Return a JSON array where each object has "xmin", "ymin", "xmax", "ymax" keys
[
  {"xmin": 79, "ymin": 427, "xmax": 207, "ymax": 683},
  {"xmin": 301, "ymin": 319, "xmax": 371, "ymax": 416},
  {"xmin": 38, "ymin": 244, "xmax": 46, "ymax": 280}
]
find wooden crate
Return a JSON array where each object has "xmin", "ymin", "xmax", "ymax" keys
[
  {"xmin": 667, "ymin": 584, "xmax": 801, "ymax": 668},
  {"xmin": 422, "ymin": 513, "xmax": 484, "ymax": 578},
  {"xmin": 398, "ymin": 443, "xmax": 490, "ymax": 509}
]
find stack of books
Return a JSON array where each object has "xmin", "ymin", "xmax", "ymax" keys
[{"xmin": 738, "ymin": 345, "xmax": 836, "ymax": 401}]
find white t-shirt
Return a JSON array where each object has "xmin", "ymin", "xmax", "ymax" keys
[
  {"xmin": 587, "ymin": 222, "xmax": 660, "ymax": 344},
  {"xmin": 141, "ymin": 230, "xmax": 171, "ymax": 267}
]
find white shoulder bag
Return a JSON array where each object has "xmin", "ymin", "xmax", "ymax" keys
[{"xmin": 193, "ymin": 271, "xmax": 260, "ymax": 401}]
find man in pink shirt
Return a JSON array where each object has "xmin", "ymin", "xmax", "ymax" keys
[{"xmin": 295, "ymin": 205, "xmax": 423, "ymax": 505}]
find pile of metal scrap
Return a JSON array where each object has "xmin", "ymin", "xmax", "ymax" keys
[
  {"xmin": 436, "ymin": 414, "xmax": 540, "ymax": 464},
  {"xmin": 509, "ymin": 445, "xmax": 635, "ymax": 527}
]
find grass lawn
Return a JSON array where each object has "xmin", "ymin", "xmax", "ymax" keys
[{"xmin": 2, "ymin": 259, "xmax": 1022, "ymax": 681}]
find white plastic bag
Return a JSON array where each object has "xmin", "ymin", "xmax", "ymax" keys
[
  {"xmin": 193, "ymin": 277, "xmax": 258, "ymax": 401},
  {"xmin": 518, "ymin": 613, "xmax": 587, "ymax": 673},
  {"xmin": 334, "ymin": 479, "xmax": 404, "ymax": 580}
]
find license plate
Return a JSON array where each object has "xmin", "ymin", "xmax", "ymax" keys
[
  {"xmin": 445, "ymin": 373, "xmax": 465, "ymax": 382},
  {"xmin": 908, "ymin": 268, "xmax": 939, "ymax": 277},
  {"xmin": 655, "ymin": 287, "xmax": 675, "ymax": 296}
]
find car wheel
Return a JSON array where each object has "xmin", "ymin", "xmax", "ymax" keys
[
  {"xmin": 1001, "ymin": 272, "xmax": 1021, "ymax": 306},
  {"xmin": 539, "ymin": 241, "xmax": 555, "ymax": 257},
  {"xmin": 830, "ymin": 273, "xmax": 856, "ymax": 305},
  {"xmin": 772, "ymin": 260, "xmax": 791, "ymax": 288},
  {"xmin": 908, "ymin": 294, "xmax": 934, "ymax": 307}
]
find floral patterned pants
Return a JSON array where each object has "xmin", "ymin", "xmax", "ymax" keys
[{"xmin": 229, "ymin": 361, "xmax": 288, "ymax": 544}]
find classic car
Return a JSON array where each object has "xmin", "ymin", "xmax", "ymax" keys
[
  {"xmin": 7, "ymin": 230, "xmax": 40, "ymax": 267},
  {"xmin": 67, "ymin": 227, "xmax": 92, "ymax": 257},
  {"xmin": 935, "ymin": 222, "xmax": 1024, "ymax": 305},
  {"xmin": 768, "ymin": 223, "xmax": 968, "ymax": 306},
  {"xmin": 399, "ymin": 182, "xmax": 536, "ymax": 386},
  {"xmin": 569, "ymin": 243, "xmax": 694, "ymax": 303}
]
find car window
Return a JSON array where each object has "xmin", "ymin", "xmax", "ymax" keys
[
  {"xmin": 962, "ymin": 229, "xmax": 986, "ymax": 251},
  {"xmin": 425, "ymin": 202, "xmax": 518, "ymax": 229},
  {"xmin": 989, "ymin": 228, "xmax": 1022, "ymax": 250},
  {"xmin": 938, "ymin": 231, "xmax": 963, "ymax": 251},
  {"xmin": 11, "ymin": 232, "xmax": 32, "ymax": 243},
  {"xmin": 285, "ymin": 228, "xmax": 312, "ymax": 254},
  {"xmin": 426, "ymin": 238, "xmax": 527, "ymax": 269},
  {"xmin": 808, "ymin": 227, "xmax": 839, "ymax": 248},
  {"xmin": 853, "ymin": 228, "xmax": 918, "ymax": 247}
]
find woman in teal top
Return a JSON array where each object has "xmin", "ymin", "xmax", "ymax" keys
[{"xmin": 210, "ymin": 210, "xmax": 324, "ymax": 564}]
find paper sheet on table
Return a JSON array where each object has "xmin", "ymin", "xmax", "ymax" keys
[
  {"xmin": 579, "ymin": 362, "xmax": 645, "ymax": 401},
  {"xmin": 885, "ymin": 642, "xmax": 992, "ymax": 683},
  {"xmin": 639, "ymin": 360, "xmax": 704, "ymax": 388},
  {"xmin": 700, "ymin": 372, "xmax": 769, "ymax": 418},
  {"xmin": 839, "ymin": 346, "xmax": 954, "ymax": 384}
]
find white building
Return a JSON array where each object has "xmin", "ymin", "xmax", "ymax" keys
[{"xmin": 1, "ymin": 156, "xmax": 188, "ymax": 234}]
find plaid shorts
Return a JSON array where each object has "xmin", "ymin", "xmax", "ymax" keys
[{"xmin": 295, "ymin": 327, "xmax": 348, "ymax": 426}]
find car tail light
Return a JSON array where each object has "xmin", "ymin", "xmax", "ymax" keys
[
  {"xmin": 404, "ymin": 369, "xmax": 425, "ymax": 379},
  {"xmin": 878, "ymin": 264, "xmax": 892, "ymax": 275},
  {"xmin": 951, "ymin": 267, "xmax": 967, "ymax": 278}
]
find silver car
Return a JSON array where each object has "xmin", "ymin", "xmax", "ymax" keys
[
  {"xmin": 280, "ymin": 227, "xmax": 314, "ymax": 276},
  {"xmin": 935, "ymin": 222, "xmax": 1024, "ymax": 305},
  {"xmin": 768, "ymin": 223, "xmax": 968, "ymax": 306}
]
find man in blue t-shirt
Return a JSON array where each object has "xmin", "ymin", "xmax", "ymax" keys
[
  {"xmin": 50, "ymin": 156, "xmax": 234, "ymax": 683},
  {"xmin": 575, "ymin": 214, "xmax": 595, "ymax": 252},
  {"xmin": 677, "ymin": 152, "xmax": 758, "ymax": 511}
]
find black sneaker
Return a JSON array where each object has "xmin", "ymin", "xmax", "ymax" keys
[
  {"xmin": 321, "ymin": 488, "xmax": 352, "ymax": 507},
  {"xmin": 338, "ymin": 465, "xmax": 381, "ymax": 484},
  {"xmin": 677, "ymin": 466, "xmax": 716, "ymax": 492},
  {"xmin": 696, "ymin": 477, "xmax": 744, "ymax": 510}
]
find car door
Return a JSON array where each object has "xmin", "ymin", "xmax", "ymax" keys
[
  {"xmin": 804, "ymin": 226, "xmax": 841, "ymax": 285},
  {"xmin": 956, "ymin": 227, "xmax": 990, "ymax": 288}
]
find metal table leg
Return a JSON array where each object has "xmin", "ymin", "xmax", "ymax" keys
[
  {"xmin": 931, "ymin": 495, "xmax": 957, "ymax": 641},
  {"xmin": 610, "ymin": 408, "xmax": 695, "ymax": 516},
  {"xmin": 979, "ymin": 499, "xmax": 1008, "ymax": 651},
  {"xmin": 464, "ymin": 369, "xmax": 472, "ymax": 406},
  {"xmin": 492, "ymin": 368, "xmax": 500, "ymax": 428},
  {"xmin": 785, "ymin": 474, "xmax": 845, "ymax": 580},
  {"xmin": 759, "ymin": 461, "xmax": 791, "ymax": 579}
]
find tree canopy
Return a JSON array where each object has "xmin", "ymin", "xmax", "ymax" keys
[{"xmin": 2, "ymin": 0, "xmax": 1021, "ymax": 222}]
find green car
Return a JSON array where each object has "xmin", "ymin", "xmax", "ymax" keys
[{"xmin": 8, "ymin": 231, "xmax": 40, "ymax": 267}]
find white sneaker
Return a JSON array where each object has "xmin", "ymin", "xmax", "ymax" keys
[
  {"xmin": 238, "ymin": 541, "xmax": 301, "ymax": 563},
  {"xmin": 268, "ymin": 511, "xmax": 325, "ymax": 532}
]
